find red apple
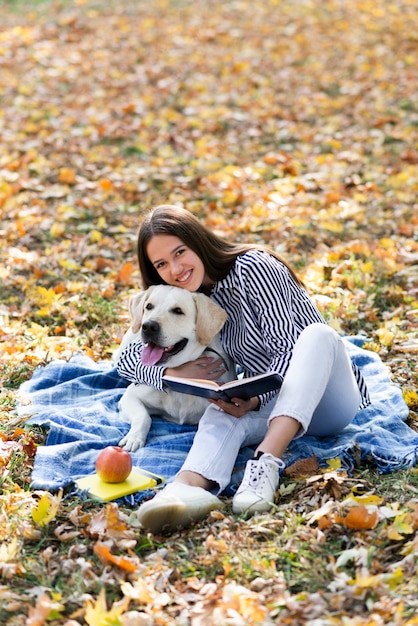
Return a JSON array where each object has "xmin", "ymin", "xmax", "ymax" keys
[{"xmin": 95, "ymin": 446, "xmax": 133, "ymax": 483}]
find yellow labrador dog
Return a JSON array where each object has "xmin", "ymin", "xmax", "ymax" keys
[{"xmin": 116, "ymin": 285, "xmax": 235, "ymax": 452}]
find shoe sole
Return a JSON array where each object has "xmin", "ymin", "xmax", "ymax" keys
[
  {"xmin": 232, "ymin": 499, "xmax": 275, "ymax": 515},
  {"xmin": 138, "ymin": 496, "xmax": 222, "ymax": 534}
]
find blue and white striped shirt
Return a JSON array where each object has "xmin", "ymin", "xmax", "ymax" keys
[{"xmin": 116, "ymin": 249, "xmax": 370, "ymax": 409}]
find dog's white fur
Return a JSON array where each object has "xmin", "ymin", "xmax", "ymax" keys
[{"xmin": 117, "ymin": 285, "xmax": 235, "ymax": 452}]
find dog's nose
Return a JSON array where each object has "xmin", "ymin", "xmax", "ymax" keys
[{"xmin": 142, "ymin": 320, "xmax": 160, "ymax": 338}]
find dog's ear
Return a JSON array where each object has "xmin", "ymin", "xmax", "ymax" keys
[
  {"xmin": 129, "ymin": 291, "xmax": 148, "ymax": 333},
  {"xmin": 193, "ymin": 293, "xmax": 228, "ymax": 345}
]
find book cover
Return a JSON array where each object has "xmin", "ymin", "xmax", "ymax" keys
[
  {"xmin": 162, "ymin": 371, "xmax": 282, "ymax": 401},
  {"xmin": 75, "ymin": 468, "xmax": 164, "ymax": 501}
]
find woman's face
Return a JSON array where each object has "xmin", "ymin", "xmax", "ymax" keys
[{"xmin": 146, "ymin": 234, "xmax": 211, "ymax": 292}]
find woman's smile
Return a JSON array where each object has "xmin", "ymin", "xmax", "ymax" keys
[{"xmin": 146, "ymin": 234, "xmax": 208, "ymax": 292}]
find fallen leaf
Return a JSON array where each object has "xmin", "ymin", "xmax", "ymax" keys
[
  {"xmin": 93, "ymin": 542, "xmax": 138, "ymax": 573},
  {"xmin": 116, "ymin": 262, "xmax": 135, "ymax": 285},
  {"xmin": 335, "ymin": 505, "xmax": 379, "ymax": 530},
  {"xmin": 84, "ymin": 588, "xmax": 129, "ymax": 626},
  {"xmin": 32, "ymin": 491, "xmax": 63, "ymax": 527},
  {"xmin": 284, "ymin": 455, "xmax": 319, "ymax": 478},
  {"xmin": 27, "ymin": 593, "xmax": 64, "ymax": 626}
]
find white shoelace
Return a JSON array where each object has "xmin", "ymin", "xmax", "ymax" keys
[{"xmin": 244, "ymin": 454, "xmax": 284, "ymax": 490}]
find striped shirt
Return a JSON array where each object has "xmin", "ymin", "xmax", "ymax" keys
[
  {"xmin": 116, "ymin": 249, "xmax": 370, "ymax": 409},
  {"xmin": 210, "ymin": 250, "xmax": 369, "ymax": 408}
]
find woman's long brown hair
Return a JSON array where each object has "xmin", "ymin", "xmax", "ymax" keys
[{"xmin": 137, "ymin": 205, "xmax": 304, "ymax": 289}]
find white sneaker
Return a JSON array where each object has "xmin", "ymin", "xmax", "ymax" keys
[
  {"xmin": 232, "ymin": 453, "xmax": 285, "ymax": 514},
  {"xmin": 137, "ymin": 482, "xmax": 224, "ymax": 534}
]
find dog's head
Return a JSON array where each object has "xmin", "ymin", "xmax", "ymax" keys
[{"xmin": 129, "ymin": 285, "xmax": 227, "ymax": 367}]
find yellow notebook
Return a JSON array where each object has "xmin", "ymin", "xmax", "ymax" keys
[{"xmin": 75, "ymin": 468, "xmax": 164, "ymax": 501}]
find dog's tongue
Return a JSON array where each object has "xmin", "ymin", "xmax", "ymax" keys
[{"xmin": 141, "ymin": 343, "xmax": 165, "ymax": 366}]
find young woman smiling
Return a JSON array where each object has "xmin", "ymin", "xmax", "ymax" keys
[{"xmin": 116, "ymin": 205, "xmax": 370, "ymax": 534}]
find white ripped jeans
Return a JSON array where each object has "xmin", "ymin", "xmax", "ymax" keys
[{"xmin": 179, "ymin": 323, "xmax": 362, "ymax": 494}]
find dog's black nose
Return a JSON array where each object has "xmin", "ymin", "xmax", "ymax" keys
[{"xmin": 142, "ymin": 320, "xmax": 160, "ymax": 341}]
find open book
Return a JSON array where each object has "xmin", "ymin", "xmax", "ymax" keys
[{"xmin": 162, "ymin": 371, "xmax": 283, "ymax": 402}]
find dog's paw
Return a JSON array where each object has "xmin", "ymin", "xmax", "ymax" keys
[{"xmin": 118, "ymin": 433, "xmax": 145, "ymax": 452}]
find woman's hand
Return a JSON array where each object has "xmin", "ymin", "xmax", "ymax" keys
[
  {"xmin": 209, "ymin": 395, "xmax": 260, "ymax": 418},
  {"xmin": 164, "ymin": 356, "xmax": 227, "ymax": 381}
]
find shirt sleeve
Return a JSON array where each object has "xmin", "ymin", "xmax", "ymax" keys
[
  {"xmin": 236, "ymin": 252, "xmax": 326, "ymax": 406},
  {"xmin": 116, "ymin": 338, "xmax": 166, "ymax": 390}
]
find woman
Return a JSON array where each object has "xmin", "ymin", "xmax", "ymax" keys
[{"xmin": 117, "ymin": 205, "xmax": 370, "ymax": 534}]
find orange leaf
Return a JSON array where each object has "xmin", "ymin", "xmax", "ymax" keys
[
  {"xmin": 116, "ymin": 261, "xmax": 135, "ymax": 285},
  {"xmin": 53, "ymin": 283, "xmax": 66, "ymax": 294},
  {"xmin": 102, "ymin": 284, "xmax": 115, "ymax": 299},
  {"xmin": 324, "ymin": 190, "xmax": 342, "ymax": 206},
  {"xmin": 93, "ymin": 542, "xmax": 138, "ymax": 573},
  {"xmin": 58, "ymin": 168, "xmax": 76, "ymax": 184},
  {"xmin": 99, "ymin": 178, "xmax": 113, "ymax": 190},
  {"xmin": 96, "ymin": 256, "xmax": 114, "ymax": 271},
  {"xmin": 318, "ymin": 515, "xmax": 334, "ymax": 530},
  {"xmin": 336, "ymin": 505, "xmax": 378, "ymax": 530},
  {"xmin": 12, "ymin": 428, "xmax": 25, "ymax": 439},
  {"xmin": 22, "ymin": 438, "xmax": 38, "ymax": 457}
]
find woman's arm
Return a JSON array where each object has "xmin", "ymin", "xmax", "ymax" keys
[
  {"xmin": 116, "ymin": 339, "xmax": 229, "ymax": 389},
  {"xmin": 116, "ymin": 339, "xmax": 166, "ymax": 390}
]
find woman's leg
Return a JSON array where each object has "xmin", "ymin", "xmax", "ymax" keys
[
  {"xmin": 136, "ymin": 404, "xmax": 270, "ymax": 533},
  {"xmin": 258, "ymin": 323, "xmax": 361, "ymax": 456},
  {"xmin": 177, "ymin": 404, "xmax": 270, "ymax": 492},
  {"xmin": 233, "ymin": 324, "xmax": 362, "ymax": 513}
]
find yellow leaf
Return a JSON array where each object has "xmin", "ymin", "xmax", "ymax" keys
[
  {"xmin": 387, "ymin": 513, "xmax": 414, "ymax": 541},
  {"xmin": 0, "ymin": 537, "xmax": 20, "ymax": 563},
  {"xmin": 90, "ymin": 229, "xmax": 103, "ymax": 243},
  {"xmin": 379, "ymin": 238, "xmax": 395, "ymax": 249},
  {"xmin": 353, "ymin": 573, "xmax": 381, "ymax": 589},
  {"xmin": 352, "ymin": 494, "xmax": 384, "ymax": 506},
  {"xmin": 404, "ymin": 390, "xmax": 418, "ymax": 408},
  {"xmin": 376, "ymin": 326, "xmax": 395, "ymax": 346},
  {"xmin": 50, "ymin": 222, "xmax": 65, "ymax": 238},
  {"xmin": 360, "ymin": 261, "xmax": 374, "ymax": 274},
  {"xmin": 223, "ymin": 188, "xmax": 242, "ymax": 205},
  {"xmin": 32, "ymin": 491, "xmax": 62, "ymax": 527},
  {"xmin": 387, "ymin": 567, "xmax": 404, "ymax": 590},
  {"xmin": 28, "ymin": 286, "xmax": 61, "ymax": 308},
  {"xmin": 326, "ymin": 458, "xmax": 341, "ymax": 470},
  {"xmin": 84, "ymin": 588, "xmax": 129, "ymax": 626},
  {"xmin": 58, "ymin": 257, "xmax": 81, "ymax": 271},
  {"xmin": 97, "ymin": 216, "xmax": 107, "ymax": 229},
  {"xmin": 319, "ymin": 220, "xmax": 344, "ymax": 233}
]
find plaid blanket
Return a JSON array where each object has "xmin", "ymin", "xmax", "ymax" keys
[{"xmin": 18, "ymin": 337, "xmax": 416, "ymax": 504}]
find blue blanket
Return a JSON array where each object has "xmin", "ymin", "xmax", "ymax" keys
[{"xmin": 18, "ymin": 337, "xmax": 416, "ymax": 504}]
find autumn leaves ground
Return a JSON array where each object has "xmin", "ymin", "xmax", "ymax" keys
[{"xmin": 1, "ymin": 0, "xmax": 418, "ymax": 624}]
